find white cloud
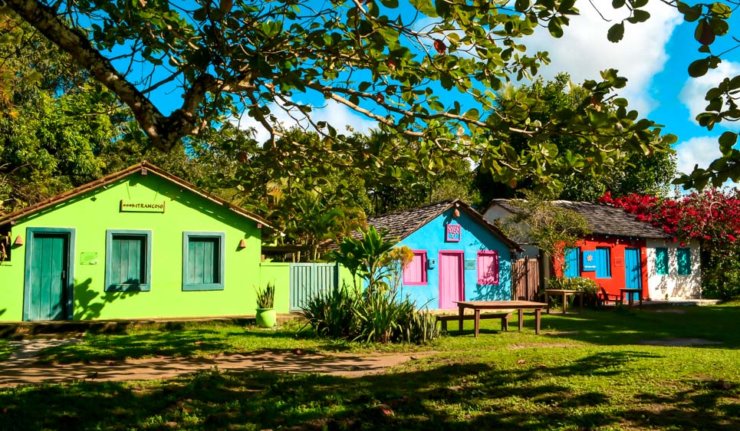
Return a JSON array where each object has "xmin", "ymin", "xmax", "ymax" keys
[
  {"xmin": 523, "ymin": 1, "xmax": 681, "ymax": 115},
  {"xmin": 679, "ymin": 61, "xmax": 740, "ymax": 129},
  {"xmin": 235, "ymin": 99, "xmax": 377, "ymax": 144},
  {"xmin": 674, "ymin": 136, "xmax": 739, "ymax": 189}
]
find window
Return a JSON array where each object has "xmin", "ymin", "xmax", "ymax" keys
[
  {"xmin": 595, "ymin": 247, "xmax": 611, "ymax": 279},
  {"xmin": 477, "ymin": 251, "xmax": 499, "ymax": 285},
  {"xmin": 403, "ymin": 251, "xmax": 427, "ymax": 285},
  {"xmin": 655, "ymin": 248, "xmax": 669, "ymax": 275},
  {"xmin": 564, "ymin": 247, "xmax": 580, "ymax": 278},
  {"xmin": 183, "ymin": 232, "xmax": 225, "ymax": 290},
  {"xmin": 677, "ymin": 248, "xmax": 692, "ymax": 276},
  {"xmin": 105, "ymin": 230, "xmax": 152, "ymax": 291}
]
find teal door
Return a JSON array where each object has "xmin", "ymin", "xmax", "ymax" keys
[
  {"xmin": 624, "ymin": 248, "xmax": 642, "ymax": 301},
  {"xmin": 25, "ymin": 230, "xmax": 73, "ymax": 321}
]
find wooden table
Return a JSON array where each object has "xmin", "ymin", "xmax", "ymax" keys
[
  {"xmin": 455, "ymin": 300, "xmax": 548, "ymax": 337},
  {"xmin": 544, "ymin": 289, "xmax": 583, "ymax": 314},
  {"xmin": 620, "ymin": 288, "xmax": 643, "ymax": 306}
]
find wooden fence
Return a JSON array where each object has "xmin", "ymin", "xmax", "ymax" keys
[
  {"xmin": 289, "ymin": 263, "xmax": 339, "ymax": 312},
  {"xmin": 513, "ymin": 257, "xmax": 540, "ymax": 301}
]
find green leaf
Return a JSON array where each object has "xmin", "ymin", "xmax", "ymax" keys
[
  {"xmin": 688, "ymin": 59, "xmax": 710, "ymax": 77},
  {"xmin": 719, "ymin": 132, "xmax": 737, "ymax": 155},
  {"xmin": 628, "ymin": 9, "xmax": 651, "ymax": 23},
  {"xmin": 380, "ymin": 0, "xmax": 399, "ymax": 8},
  {"xmin": 409, "ymin": 0, "xmax": 438, "ymax": 17},
  {"xmin": 548, "ymin": 19, "xmax": 564, "ymax": 38},
  {"xmin": 607, "ymin": 23, "xmax": 624, "ymax": 42},
  {"xmin": 515, "ymin": 0, "xmax": 529, "ymax": 12}
]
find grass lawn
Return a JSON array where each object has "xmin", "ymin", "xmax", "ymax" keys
[
  {"xmin": 0, "ymin": 339, "xmax": 12, "ymax": 361},
  {"xmin": 1, "ymin": 303, "xmax": 738, "ymax": 430}
]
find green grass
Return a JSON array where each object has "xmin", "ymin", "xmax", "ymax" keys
[
  {"xmin": 0, "ymin": 339, "xmax": 12, "ymax": 361},
  {"xmin": 1, "ymin": 304, "xmax": 739, "ymax": 430}
]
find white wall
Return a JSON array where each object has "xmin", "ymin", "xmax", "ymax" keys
[
  {"xmin": 646, "ymin": 239, "xmax": 702, "ymax": 300},
  {"xmin": 483, "ymin": 205, "xmax": 540, "ymax": 258}
]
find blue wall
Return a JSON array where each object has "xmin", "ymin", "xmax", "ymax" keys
[{"xmin": 397, "ymin": 209, "xmax": 513, "ymax": 309}]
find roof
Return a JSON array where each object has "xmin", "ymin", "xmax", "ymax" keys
[
  {"xmin": 367, "ymin": 200, "xmax": 521, "ymax": 250},
  {"xmin": 0, "ymin": 161, "xmax": 273, "ymax": 229},
  {"xmin": 488, "ymin": 199, "xmax": 670, "ymax": 240}
]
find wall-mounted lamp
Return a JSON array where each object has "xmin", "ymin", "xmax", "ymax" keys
[
  {"xmin": 453, "ymin": 208, "xmax": 460, "ymax": 218},
  {"xmin": 13, "ymin": 235, "xmax": 23, "ymax": 246},
  {"xmin": 427, "ymin": 259, "xmax": 436, "ymax": 269},
  {"xmin": 238, "ymin": 239, "xmax": 247, "ymax": 249},
  {"xmin": 256, "ymin": 223, "xmax": 263, "ymax": 229}
]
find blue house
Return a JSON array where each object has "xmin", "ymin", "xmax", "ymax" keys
[{"xmin": 368, "ymin": 200, "xmax": 520, "ymax": 310}]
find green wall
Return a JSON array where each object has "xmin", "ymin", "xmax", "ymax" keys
[{"xmin": 0, "ymin": 173, "xmax": 278, "ymax": 321}]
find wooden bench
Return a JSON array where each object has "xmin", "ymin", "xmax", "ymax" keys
[{"xmin": 436, "ymin": 311, "xmax": 511, "ymax": 332}]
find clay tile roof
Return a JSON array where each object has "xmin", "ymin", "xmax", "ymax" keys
[
  {"xmin": 367, "ymin": 199, "xmax": 520, "ymax": 250},
  {"xmin": 489, "ymin": 198, "xmax": 670, "ymax": 239},
  {"xmin": 0, "ymin": 161, "xmax": 273, "ymax": 229}
]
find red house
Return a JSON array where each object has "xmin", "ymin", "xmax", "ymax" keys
[{"xmin": 484, "ymin": 200, "xmax": 671, "ymax": 300}]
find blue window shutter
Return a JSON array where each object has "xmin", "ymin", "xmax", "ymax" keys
[
  {"xmin": 595, "ymin": 247, "xmax": 611, "ymax": 278},
  {"xmin": 655, "ymin": 248, "xmax": 669, "ymax": 275},
  {"xmin": 677, "ymin": 248, "xmax": 692, "ymax": 275},
  {"xmin": 564, "ymin": 248, "xmax": 580, "ymax": 278}
]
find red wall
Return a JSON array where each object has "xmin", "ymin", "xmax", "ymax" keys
[{"xmin": 553, "ymin": 236, "xmax": 649, "ymax": 299}]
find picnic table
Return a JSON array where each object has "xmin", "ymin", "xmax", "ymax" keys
[
  {"xmin": 620, "ymin": 288, "xmax": 643, "ymax": 306},
  {"xmin": 455, "ymin": 300, "xmax": 548, "ymax": 337},
  {"xmin": 544, "ymin": 289, "xmax": 583, "ymax": 314}
]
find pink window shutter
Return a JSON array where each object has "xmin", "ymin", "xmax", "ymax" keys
[
  {"xmin": 403, "ymin": 251, "xmax": 427, "ymax": 285},
  {"xmin": 477, "ymin": 251, "xmax": 499, "ymax": 285}
]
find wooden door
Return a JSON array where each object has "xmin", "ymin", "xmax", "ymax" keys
[
  {"xmin": 439, "ymin": 251, "xmax": 464, "ymax": 309},
  {"xmin": 564, "ymin": 247, "xmax": 580, "ymax": 278},
  {"xmin": 624, "ymin": 248, "xmax": 642, "ymax": 301},
  {"xmin": 26, "ymin": 232, "xmax": 69, "ymax": 321}
]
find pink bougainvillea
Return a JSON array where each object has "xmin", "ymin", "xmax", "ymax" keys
[{"xmin": 599, "ymin": 189, "xmax": 740, "ymax": 249}]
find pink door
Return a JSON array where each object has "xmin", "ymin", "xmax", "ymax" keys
[{"xmin": 439, "ymin": 251, "xmax": 464, "ymax": 309}]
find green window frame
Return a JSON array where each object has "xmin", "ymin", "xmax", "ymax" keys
[
  {"xmin": 677, "ymin": 248, "xmax": 692, "ymax": 276},
  {"xmin": 105, "ymin": 230, "xmax": 152, "ymax": 292},
  {"xmin": 655, "ymin": 248, "xmax": 669, "ymax": 275},
  {"xmin": 182, "ymin": 232, "xmax": 225, "ymax": 291}
]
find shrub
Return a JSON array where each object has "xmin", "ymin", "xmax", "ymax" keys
[
  {"xmin": 302, "ymin": 283, "xmax": 360, "ymax": 339},
  {"xmin": 549, "ymin": 277, "xmax": 599, "ymax": 294},
  {"xmin": 256, "ymin": 283, "xmax": 275, "ymax": 309},
  {"xmin": 301, "ymin": 283, "xmax": 439, "ymax": 344}
]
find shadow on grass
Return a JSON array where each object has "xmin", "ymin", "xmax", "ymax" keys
[
  {"xmin": 537, "ymin": 305, "xmax": 740, "ymax": 349},
  {"xmin": 1, "ymin": 350, "xmax": 736, "ymax": 431}
]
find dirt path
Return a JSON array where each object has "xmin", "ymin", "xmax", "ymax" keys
[{"xmin": 0, "ymin": 342, "xmax": 429, "ymax": 387}]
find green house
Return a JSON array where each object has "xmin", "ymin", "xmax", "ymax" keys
[{"xmin": 0, "ymin": 162, "xmax": 274, "ymax": 322}]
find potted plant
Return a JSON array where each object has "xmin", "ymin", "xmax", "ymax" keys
[{"xmin": 255, "ymin": 283, "xmax": 276, "ymax": 328}]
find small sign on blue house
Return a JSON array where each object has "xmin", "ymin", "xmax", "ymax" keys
[
  {"xmin": 582, "ymin": 251, "xmax": 597, "ymax": 272},
  {"xmin": 445, "ymin": 224, "xmax": 461, "ymax": 242}
]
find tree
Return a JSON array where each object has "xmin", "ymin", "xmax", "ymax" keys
[
  {"xmin": 499, "ymin": 190, "xmax": 591, "ymax": 275},
  {"xmin": 475, "ymin": 74, "xmax": 677, "ymax": 203},
  {"xmin": 601, "ymin": 189, "xmax": 740, "ymax": 299},
  {"xmin": 4, "ymin": 0, "xmax": 679, "ymax": 189}
]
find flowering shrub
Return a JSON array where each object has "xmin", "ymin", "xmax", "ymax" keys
[{"xmin": 600, "ymin": 190, "xmax": 740, "ymax": 299}]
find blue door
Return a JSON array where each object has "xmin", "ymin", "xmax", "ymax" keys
[
  {"xmin": 624, "ymin": 248, "xmax": 642, "ymax": 301},
  {"xmin": 564, "ymin": 248, "xmax": 580, "ymax": 278}
]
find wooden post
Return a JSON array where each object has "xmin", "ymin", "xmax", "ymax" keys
[
  {"xmin": 518, "ymin": 309, "xmax": 524, "ymax": 331},
  {"xmin": 535, "ymin": 308, "xmax": 542, "ymax": 334},
  {"xmin": 458, "ymin": 304, "xmax": 464, "ymax": 332},
  {"xmin": 474, "ymin": 309, "xmax": 480, "ymax": 338}
]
